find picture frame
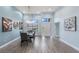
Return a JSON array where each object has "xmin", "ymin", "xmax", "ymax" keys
[
  {"xmin": 2, "ymin": 17, "xmax": 12, "ymax": 32},
  {"xmin": 13, "ymin": 21, "xmax": 19, "ymax": 29},
  {"xmin": 19, "ymin": 21, "xmax": 23, "ymax": 30},
  {"xmin": 64, "ymin": 16, "xmax": 76, "ymax": 31}
]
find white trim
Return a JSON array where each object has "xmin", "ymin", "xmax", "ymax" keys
[
  {"xmin": 59, "ymin": 39, "xmax": 79, "ymax": 52},
  {"xmin": 0, "ymin": 37, "xmax": 20, "ymax": 48}
]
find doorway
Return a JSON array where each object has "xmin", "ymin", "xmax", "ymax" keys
[{"xmin": 55, "ymin": 22, "xmax": 60, "ymax": 38}]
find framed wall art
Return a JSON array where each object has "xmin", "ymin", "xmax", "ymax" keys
[
  {"xmin": 2, "ymin": 17, "xmax": 12, "ymax": 32},
  {"xmin": 19, "ymin": 21, "xmax": 23, "ymax": 30},
  {"xmin": 13, "ymin": 21, "xmax": 19, "ymax": 29},
  {"xmin": 64, "ymin": 16, "xmax": 77, "ymax": 31}
]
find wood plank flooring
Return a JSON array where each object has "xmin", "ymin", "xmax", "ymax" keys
[
  {"xmin": 0, "ymin": 36, "xmax": 56, "ymax": 53},
  {"xmin": 0, "ymin": 36, "xmax": 78, "ymax": 53}
]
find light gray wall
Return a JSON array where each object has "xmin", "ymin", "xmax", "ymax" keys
[
  {"xmin": 0, "ymin": 6, "xmax": 23, "ymax": 46},
  {"xmin": 54, "ymin": 6, "xmax": 79, "ymax": 48}
]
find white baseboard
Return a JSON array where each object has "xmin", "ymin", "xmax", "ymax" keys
[
  {"xmin": 59, "ymin": 39, "xmax": 79, "ymax": 52},
  {"xmin": 0, "ymin": 37, "xmax": 20, "ymax": 48}
]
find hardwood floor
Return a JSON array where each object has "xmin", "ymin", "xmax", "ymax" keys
[
  {"xmin": 0, "ymin": 36, "xmax": 56, "ymax": 53},
  {"xmin": 0, "ymin": 36, "xmax": 78, "ymax": 53}
]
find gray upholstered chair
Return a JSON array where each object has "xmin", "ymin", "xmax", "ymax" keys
[{"xmin": 20, "ymin": 32, "xmax": 29, "ymax": 46}]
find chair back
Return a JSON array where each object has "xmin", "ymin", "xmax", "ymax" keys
[{"xmin": 20, "ymin": 32, "xmax": 28, "ymax": 40}]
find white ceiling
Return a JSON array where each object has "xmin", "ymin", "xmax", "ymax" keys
[{"xmin": 15, "ymin": 6, "xmax": 61, "ymax": 14}]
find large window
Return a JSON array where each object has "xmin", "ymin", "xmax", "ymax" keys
[{"xmin": 42, "ymin": 18, "xmax": 50, "ymax": 22}]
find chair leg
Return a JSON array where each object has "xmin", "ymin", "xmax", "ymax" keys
[
  {"xmin": 21, "ymin": 41, "xmax": 23, "ymax": 47},
  {"xmin": 21, "ymin": 40, "xmax": 29, "ymax": 47},
  {"xmin": 26, "ymin": 40, "xmax": 28, "ymax": 45},
  {"xmin": 30, "ymin": 38, "xmax": 33, "ymax": 42}
]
